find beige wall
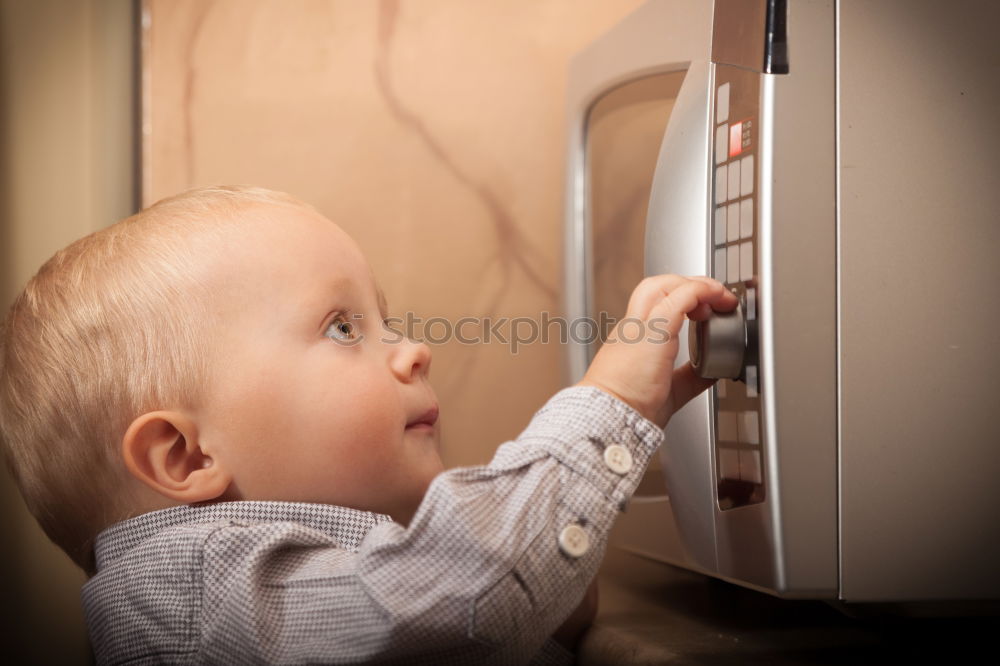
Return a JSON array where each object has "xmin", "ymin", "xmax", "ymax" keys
[
  {"xmin": 142, "ymin": 0, "xmax": 644, "ymax": 467},
  {"xmin": 0, "ymin": 0, "xmax": 135, "ymax": 660}
]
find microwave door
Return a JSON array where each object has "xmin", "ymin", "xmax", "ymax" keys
[
  {"xmin": 566, "ymin": 0, "xmax": 838, "ymax": 599},
  {"xmin": 562, "ymin": 0, "xmax": 717, "ymax": 576},
  {"xmin": 642, "ymin": 59, "xmax": 719, "ymax": 575}
]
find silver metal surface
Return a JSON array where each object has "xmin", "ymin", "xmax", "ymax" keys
[
  {"xmin": 838, "ymin": 0, "xmax": 1000, "ymax": 601},
  {"xmin": 689, "ymin": 301, "xmax": 746, "ymax": 379},
  {"xmin": 711, "ymin": 0, "xmax": 768, "ymax": 71},
  {"xmin": 566, "ymin": 0, "xmax": 1000, "ymax": 605},
  {"xmin": 718, "ymin": 0, "xmax": 840, "ymax": 597}
]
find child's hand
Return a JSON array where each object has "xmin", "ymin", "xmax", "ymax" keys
[{"xmin": 578, "ymin": 275, "xmax": 737, "ymax": 428}]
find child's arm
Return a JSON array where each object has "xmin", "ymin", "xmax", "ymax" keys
[
  {"xmin": 556, "ymin": 275, "xmax": 736, "ymax": 653},
  {"xmin": 191, "ymin": 275, "xmax": 736, "ymax": 664}
]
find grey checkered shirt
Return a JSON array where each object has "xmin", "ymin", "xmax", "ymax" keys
[{"xmin": 82, "ymin": 386, "xmax": 663, "ymax": 664}]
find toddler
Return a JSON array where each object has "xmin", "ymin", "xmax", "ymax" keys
[{"xmin": 0, "ymin": 186, "xmax": 735, "ymax": 664}]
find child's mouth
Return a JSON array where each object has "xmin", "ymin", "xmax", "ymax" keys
[{"xmin": 406, "ymin": 405, "xmax": 439, "ymax": 430}]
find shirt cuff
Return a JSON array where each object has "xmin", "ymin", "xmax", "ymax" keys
[{"xmin": 515, "ymin": 385, "xmax": 664, "ymax": 508}]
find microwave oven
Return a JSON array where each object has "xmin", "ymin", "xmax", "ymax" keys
[{"xmin": 563, "ymin": 0, "xmax": 999, "ymax": 603}]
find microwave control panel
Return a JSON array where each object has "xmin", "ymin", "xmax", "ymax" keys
[{"xmin": 711, "ymin": 64, "xmax": 765, "ymax": 510}]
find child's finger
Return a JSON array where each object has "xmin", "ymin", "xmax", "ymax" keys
[
  {"xmin": 686, "ymin": 302, "xmax": 715, "ymax": 321},
  {"xmin": 627, "ymin": 275, "xmax": 735, "ymax": 321},
  {"xmin": 646, "ymin": 280, "xmax": 736, "ymax": 343},
  {"xmin": 624, "ymin": 275, "xmax": 692, "ymax": 320},
  {"xmin": 684, "ymin": 276, "xmax": 739, "ymax": 313}
]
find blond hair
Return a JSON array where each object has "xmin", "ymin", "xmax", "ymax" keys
[{"xmin": 0, "ymin": 185, "xmax": 311, "ymax": 574}]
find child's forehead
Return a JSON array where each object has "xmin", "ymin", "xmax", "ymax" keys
[
  {"xmin": 232, "ymin": 203, "xmax": 359, "ymax": 260},
  {"xmin": 215, "ymin": 204, "xmax": 382, "ymax": 299}
]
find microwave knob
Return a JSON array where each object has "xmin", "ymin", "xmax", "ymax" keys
[{"xmin": 688, "ymin": 300, "xmax": 746, "ymax": 379}]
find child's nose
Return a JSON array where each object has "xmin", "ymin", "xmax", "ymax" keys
[{"xmin": 390, "ymin": 337, "xmax": 432, "ymax": 382}]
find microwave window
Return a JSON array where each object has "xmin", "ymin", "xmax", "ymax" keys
[{"xmin": 586, "ymin": 71, "xmax": 686, "ymax": 349}]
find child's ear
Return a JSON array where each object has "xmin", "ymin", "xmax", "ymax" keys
[{"xmin": 121, "ymin": 411, "xmax": 232, "ymax": 503}]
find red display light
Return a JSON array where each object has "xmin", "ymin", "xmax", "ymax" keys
[{"xmin": 729, "ymin": 122, "xmax": 743, "ymax": 158}]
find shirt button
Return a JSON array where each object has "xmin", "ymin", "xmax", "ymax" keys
[
  {"xmin": 603, "ymin": 444, "xmax": 633, "ymax": 475},
  {"xmin": 558, "ymin": 524, "xmax": 590, "ymax": 558}
]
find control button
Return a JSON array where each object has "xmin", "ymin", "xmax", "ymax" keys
[
  {"xmin": 716, "ymin": 82, "xmax": 730, "ymax": 123},
  {"xmin": 603, "ymin": 444, "xmax": 633, "ymax": 475},
  {"xmin": 715, "ymin": 206, "xmax": 727, "ymax": 246},
  {"xmin": 727, "ymin": 245, "xmax": 739, "ymax": 285},
  {"xmin": 714, "ymin": 248, "xmax": 727, "ymax": 284},
  {"xmin": 740, "ymin": 198, "xmax": 753, "ymax": 239},
  {"xmin": 745, "ymin": 364, "xmax": 759, "ymax": 397},
  {"xmin": 689, "ymin": 300, "xmax": 746, "ymax": 379},
  {"xmin": 739, "ymin": 241, "xmax": 754, "ymax": 281},
  {"xmin": 719, "ymin": 448, "xmax": 740, "ymax": 480},
  {"xmin": 715, "ymin": 165, "xmax": 727, "ymax": 204},
  {"xmin": 717, "ymin": 411, "xmax": 738, "ymax": 442},
  {"xmin": 727, "ymin": 202, "xmax": 740, "ymax": 242},
  {"xmin": 558, "ymin": 524, "xmax": 590, "ymax": 558},
  {"xmin": 740, "ymin": 155, "xmax": 754, "ymax": 196},
  {"xmin": 745, "ymin": 287, "xmax": 757, "ymax": 321},
  {"xmin": 739, "ymin": 410, "xmax": 760, "ymax": 445},
  {"xmin": 740, "ymin": 449, "xmax": 762, "ymax": 484},
  {"xmin": 728, "ymin": 159, "xmax": 741, "ymax": 201},
  {"xmin": 715, "ymin": 124, "xmax": 728, "ymax": 165}
]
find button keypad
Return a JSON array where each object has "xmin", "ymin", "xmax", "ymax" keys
[
  {"xmin": 727, "ymin": 202, "xmax": 740, "ymax": 242},
  {"xmin": 715, "ymin": 124, "xmax": 729, "ymax": 165},
  {"xmin": 727, "ymin": 159, "xmax": 741, "ymax": 201},
  {"xmin": 739, "ymin": 241, "xmax": 754, "ymax": 281},
  {"xmin": 740, "ymin": 198, "xmax": 753, "ymax": 239},
  {"xmin": 740, "ymin": 155, "xmax": 754, "ymax": 196},
  {"xmin": 716, "ymin": 82, "xmax": 730, "ymax": 123},
  {"xmin": 712, "ymin": 65, "xmax": 765, "ymax": 510},
  {"xmin": 715, "ymin": 206, "xmax": 727, "ymax": 246},
  {"xmin": 740, "ymin": 449, "xmax": 762, "ymax": 484},
  {"xmin": 715, "ymin": 165, "xmax": 728, "ymax": 204}
]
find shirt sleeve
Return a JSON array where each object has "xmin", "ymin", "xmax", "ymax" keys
[{"xmin": 198, "ymin": 386, "xmax": 663, "ymax": 665}]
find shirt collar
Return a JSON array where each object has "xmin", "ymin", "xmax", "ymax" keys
[{"xmin": 93, "ymin": 500, "xmax": 393, "ymax": 572}]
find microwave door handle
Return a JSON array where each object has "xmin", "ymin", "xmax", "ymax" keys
[
  {"xmin": 563, "ymin": 93, "xmax": 593, "ymax": 384},
  {"xmin": 644, "ymin": 58, "xmax": 720, "ymax": 574},
  {"xmin": 645, "ymin": 58, "xmax": 712, "ymax": 280}
]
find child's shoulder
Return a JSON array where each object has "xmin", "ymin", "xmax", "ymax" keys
[{"xmin": 91, "ymin": 501, "xmax": 389, "ymax": 577}]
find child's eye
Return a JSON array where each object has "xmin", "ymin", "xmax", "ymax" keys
[{"xmin": 323, "ymin": 315, "xmax": 359, "ymax": 342}]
